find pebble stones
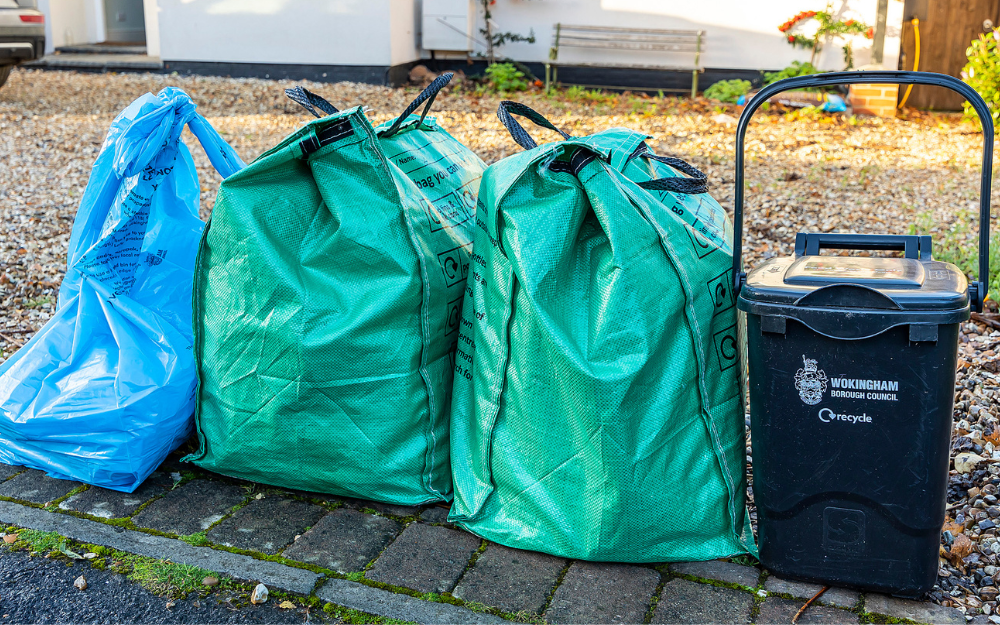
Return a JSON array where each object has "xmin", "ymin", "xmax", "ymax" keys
[
  {"xmin": 937, "ymin": 319, "xmax": 1000, "ymax": 619},
  {"xmin": 73, "ymin": 575, "xmax": 87, "ymax": 590},
  {"xmin": 250, "ymin": 583, "xmax": 268, "ymax": 605}
]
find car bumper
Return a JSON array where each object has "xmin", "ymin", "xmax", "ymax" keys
[{"xmin": 0, "ymin": 34, "xmax": 44, "ymax": 63}]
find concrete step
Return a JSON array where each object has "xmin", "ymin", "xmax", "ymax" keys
[
  {"xmin": 25, "ymin": 53, "xmax": 162, "ymax": 71},
  {"xmin": 55, "ymin": 44, "xmax": 147, "ymax": 55}
]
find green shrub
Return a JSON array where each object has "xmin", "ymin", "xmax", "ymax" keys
[
  {"xmin": 962, "ymin": 31, "xmax": 1000, "ymax": 131},
  {"xmin": 485, "ymin": 63, "xmax": 529, "ymax": 92},
  {"xmin": 764, "ymin": 61, "xmax": 822, "ymax": 85},
  {"xmin": 703, "ymin": 79, "xmax": 751, "ymax": 103}
]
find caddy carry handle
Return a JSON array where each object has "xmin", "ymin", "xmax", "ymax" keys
[
  {"xmin": 794, "ymin": 232, "xmax": 932, "ymax": 260},
  {"xmin": 732, "ymin": 70, "xmax": 994, "ymax": 313}
]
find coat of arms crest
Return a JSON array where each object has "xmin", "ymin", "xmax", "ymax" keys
[{"xmin": 794, "ymin": 355, "xmax": 828, "ymax": 405}]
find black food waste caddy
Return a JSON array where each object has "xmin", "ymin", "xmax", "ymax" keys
[{"xmin": 732, "ymin": 71, "xmax": 993, "ymax": 597}]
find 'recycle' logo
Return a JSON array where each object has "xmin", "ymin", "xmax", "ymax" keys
[{"xmin": 819, "ymin": 408, "xmax": 872, "ymax": 425}]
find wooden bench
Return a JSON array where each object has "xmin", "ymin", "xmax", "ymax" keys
[{"xmin": 545, "ymin": 24, "xmax": 705, "ymax": 96}]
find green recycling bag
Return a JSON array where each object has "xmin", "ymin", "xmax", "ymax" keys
[
  {"xmin": 449, "ymin": 102, "xmax": 755, "ymax": 561},
  {"xmin": 186, "ymin": 75, "xmax": 485, "ymax": 504}
]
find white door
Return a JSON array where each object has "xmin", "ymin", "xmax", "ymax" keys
[{"xmin": 103, "ymin": 0, "xmax": 145, "ymax": 44}]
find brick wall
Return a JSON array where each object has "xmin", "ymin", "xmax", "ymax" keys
[{"xmin": 849, "ymin": 84, "xmax": 899, "ymax": 118}]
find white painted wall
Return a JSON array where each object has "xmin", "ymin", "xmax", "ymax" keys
[
  {"xmin": 143, "ymin": 0, "xmax": 160, "ymax": 57},
  {"xmin": 390, "ymin": 0, "xmax": 419, "ymax": 65},
  {"xmin": 156, "ymin": 0, "xmax": 397, "ymax": 66},
  {"xmin": 476, "ymin": 0, "xmax": 904, "ymax": 71},
  {"xmin": 39, "ymin": 0, "xmax": 101, "ymax": 51},
  {"xmin": 36, "ymin": 0, "xmax": 903, "ymax": 73},
  {"xmin": 85, "ymin": 0, "xmax": 105, "ymax": 44}
]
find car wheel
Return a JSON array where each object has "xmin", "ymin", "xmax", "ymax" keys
[{"xmin": 0, "ymin": 66, "xmax": 12, "ymax": 90}]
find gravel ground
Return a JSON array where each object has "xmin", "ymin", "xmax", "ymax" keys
[
  {"xmin": 0, "ymin": 546, "xmax": 323, "ymax": 623},
  {"xmin": 1, "ymin": 67, "xmax": 999, "ymax": 619}
]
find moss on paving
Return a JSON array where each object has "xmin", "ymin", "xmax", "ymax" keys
[
  {"xmin": 671, "ymin": 572, "xmax": 759, "ymax": 593},
  {"xmin": 179, "ymin": 531, "xmax": 209, "ymax": 546},
  {"xmin": 3, "ymin": 525, "xmax": 399, "ymax": 623},
  {"xmin": 8, "ymin": 528, "xmax": 231, "ymax": 599},
  {"xmin": 1, "ymin": 518, "xmax": 511, "ymax": 621}
]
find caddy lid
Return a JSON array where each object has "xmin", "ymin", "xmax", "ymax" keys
[{"xmin": 739, "ymin": 233, "xmax": 970, "ymax": 313}]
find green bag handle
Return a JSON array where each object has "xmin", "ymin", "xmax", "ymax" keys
[
  {"xmin": 498, "ymin": 101, "xmax": 708, "ymax": 194},
  {"xmin": 628, "ymin": 145, "xmax": 710, "ymax": 195},
  {"xmin": 285, "ymin": 72, "xmax": 452, "ymax": 137},
  {"xmin": 496, "ymin": 100, "xmax": 572, "ymax": 149},
  {"xmin": 380, "ymin": 72, "xmax": 455, "ymax": 138},
  {"xmin": 284, "ymin": 86, "xmax": 340, "ymax": 117}
]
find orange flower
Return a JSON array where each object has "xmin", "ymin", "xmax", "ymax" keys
[
  {"xmin": 788, "ymin": 35, "xmax": 795, "ymax": 42},
  {"xmin": 866, "ymin": 26, "xmax": 874, "ymax": 38}
]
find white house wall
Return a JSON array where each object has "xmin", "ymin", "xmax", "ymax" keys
[
  {"xmin": 390, "ymin": 0, "xmax": 420, "ymax": 66},
  {"xmin": 38, "ymin": 0, "xmax": 903, "ymax": 75},
  {"xmin": 144, "ymin": 0, "xmax": 161, "ymax": 57},
  {"xmin": 155, "ymin": 0, "xmax": 395, "ymax": 66},
  {"xmin": 474, "ymin": 0, "xmax": 904, "ymax": 71},
  {"xmin": 39, "ymin": 0, "xmax": 103, "ymax": 51}
]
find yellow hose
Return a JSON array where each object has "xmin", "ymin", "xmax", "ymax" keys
[{"xmin": 898, "ymin": 18, "xmax": 920, "ymax": 109}]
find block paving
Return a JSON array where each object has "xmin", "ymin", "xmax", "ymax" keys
[{"xmin": 0, "ymin": 458, "xmax": 967, "ymax": 624}]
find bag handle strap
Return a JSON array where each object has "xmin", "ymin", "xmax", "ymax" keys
[
  {"xmin": 629, "ymin": 145, "xmax": 710, "ymax": 195},
  {"xmin": 497, "ymin": 101, "xmax": 571, "ymax": 150},
  {"xmin": 380, "ymin": 72, "xmax": 454, "ymax": 138},
  {"xmin": 187, "ymin": 115, "xmax": 245, "ymax": 179},
  {"xmin": 284, "ymin": 86, "xmax": 339, "ymax": 118}
]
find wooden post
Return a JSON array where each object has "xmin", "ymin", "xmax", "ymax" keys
[
  {"xmin": 547, "ymin": 23, "xmax": 561, "ymax": 90},
  {"xmin": 691, "ymin": 31, "xmax": 702, "ymax": 98}
]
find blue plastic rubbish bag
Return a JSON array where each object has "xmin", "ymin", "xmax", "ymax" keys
[{"xmin": 0, "ymin": 87, "xmax": 244, "ymax": 491}]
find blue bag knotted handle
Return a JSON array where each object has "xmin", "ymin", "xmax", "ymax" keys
[
  {"xmin": 67, "ymin": 87, "xmax": 244, "ymax": 272},
  {"xmin": 497, "ymin": 100, "xmax": 709, "ymax": 194},
  {"xmin": 112, "ymin": 87, "xmax": 244, "ymax": 180}
]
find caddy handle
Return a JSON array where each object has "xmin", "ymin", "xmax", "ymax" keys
[
  {"xmin": 794, "ymin": 233, "xmax": 932, "ymax": 260},
  {"xmin": 732, "ymin": 70, "xmax": 993, "ymax": 313}
]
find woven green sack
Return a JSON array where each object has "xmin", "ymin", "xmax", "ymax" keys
[
  {"xmin": 449, "ymin": 102, "xmax": 756, "ymax": 561},
  {"xmin": 186, "ymin": 75, "xmax": 485, "ymax": 504}
]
